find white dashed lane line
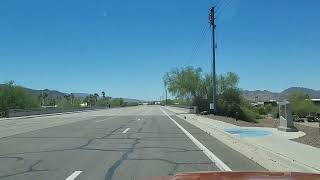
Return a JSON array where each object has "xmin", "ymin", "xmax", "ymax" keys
[
  {"xmin": 95, "ymin": 117, "xmax": 114, "ymax": 123},
  {"xmin": 65, "ymin": 171, "xmax": 82, "ymax": 180},
  {"xmin": 122, "ymin": 128, "xmax": 130, "ymax": 134}
]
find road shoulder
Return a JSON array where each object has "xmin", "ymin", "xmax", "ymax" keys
[
  {"xmin": 160, "ymin": 107, "xmax": 266, "ymax": 171},
  {"xmin": 163, "ymin": 106, "xmax": 320, "ymax": 173}
]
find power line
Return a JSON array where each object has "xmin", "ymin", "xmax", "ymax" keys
[
  {"xmin": 214, "ymin": 0, "xmax": 222, "ymax": 7},
  {"xmin": 215, "ymin": 0, "xmax": 233, "ymax": 18},
  {"xmin": 214, "ymin": 0, "xmax": 225, "ymax": 13},
  {"xmin": 182, "ymin": 0, "xmax": 231, "ymax": 67},
  {"xmin": 214, "ymin": 0, "xmax": 234, "ymax": 55},
  {"xmin": 185, "ymin": 24, "xmax": 210, "ymax": 65}
]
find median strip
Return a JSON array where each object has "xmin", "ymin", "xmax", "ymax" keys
[{"xmin": 160, "ymin": 107, "xmax": 232, "ymax": 171}]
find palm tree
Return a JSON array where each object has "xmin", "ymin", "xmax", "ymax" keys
[
  {"xmin": 43, "ymin": 92, "xmax": 49, "ymax": 106},
  {"xmin": 90, "ymin": 95, "xmax": 96, "ymax": 106},
  {"xmin": 94, "ymin": 93, "xmax": 99, "ymax": 102},
  {"xmin": 70, "ymin": 93, "xmax": 75, "ymax": 105},
  {"xmin": 102, "ymin": 91, "xmax": 106, "ymax": 99},
  {"xmin": 38, "ymin": 94, "xmax": 43, "ymax": 106},
  {"xmin": 64, "ymin": 94, "xmax": 71, "ymax": 102}
]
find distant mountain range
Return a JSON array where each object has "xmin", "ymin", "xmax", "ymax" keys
[
  {"xmin": 243, "ymin": 87, "xmax": 320, "ymax": 102},
  {"xmin": 25, "ymin": 88, "xmax": 66, "ymax": 98},
  {"xmin": 72, "ymin": 93, "xmax": 90, "ymax": 98},
  {"xmin": 2, "ymin": 84, "xmax": 319, "ymax": 103},
  {"xmin": 0, "ymin": 84, "xmax": 66, "ymax": 99},
  {"xmin": 0, "ymin": 84, "xmax": 143, "ymax": 103}
]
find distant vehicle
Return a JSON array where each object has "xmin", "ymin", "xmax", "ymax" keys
[
  {"xmin": 315, "ymin": 113, "xmax": 320, "ymax": 122},
  {"xmin": 293, "ymin": 115, "xmax": 304, "ymax": 122},
  {"xmin": 306, "ymin": 113, "xmax": 317, "ymax": 122},
  {"xmin": 80, "ymin": 102, "xmax": 88, "ymax": 107}
]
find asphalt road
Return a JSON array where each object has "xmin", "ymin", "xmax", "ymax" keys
[{"xmin": 0, "ymin": 106, "xmax": 265, "ymax": 180}]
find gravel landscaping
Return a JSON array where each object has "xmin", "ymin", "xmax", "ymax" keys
[
  {"xmin": 203, "ymin": 114, "xmax": 320, "ymax": 148},
  {"xmin": 293, "ymin": 124, "xmax": 320, "ymax": 148}
]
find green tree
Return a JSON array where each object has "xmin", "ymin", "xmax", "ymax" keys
[
  {"xmin": 163, "ymin": 66, "xmax": 204, "ymax": 103},
  {"xmin": 217, "ymin": 72, "xmax": 240, "ymax": 94},
  {"xmin": 38, "ymin": 94, "xmax": 43, "ymax": 106},
  {"xmin": 217, "ymin": 88, "xmax": 241, "ymax": 117},
  {"xmin": 85, "ymin": 95, "xmax": 97, "ymax": 107},
  {"xmin": 96, "ymin": 92, "xmax": 110, "ymax": 107},
  {"xmin": 163, "ymin": 67, "xmax": 259, "ymax": 122},
  {"xmin": 0, "ymin": 82, "xmax": 40, "ymax": 117},
  {"xmin": 57, "ymin": 98, "xmax": 72, "ymax": 109},
  {"xmin": 289, "ymin": 92, "xmax": 319, "ymax": 117}
]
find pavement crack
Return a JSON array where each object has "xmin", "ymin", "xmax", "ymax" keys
[
  {"xmin": 102, "ymin": 125, "xmax": 126, "ymax": 139},
  {"xmin": 81, "ymin": 148, "xmax": 126, "ymax": 152},
  {"xmin": 127, "ymin": 158, "xmax": 213, "ymax": 176},
  {"xmin": 105, "ymin": 138, "xmax": 140, "ymax": 180},
  {"xmin": 0, "ymin": 125, "xmax": 131, "ymax": 157},
  {"xmin": 0, "ymin": 160, "xmax": 49, "ymax": 178},
  {"xmin": 128, "ymin": 146, "xmax": 201, "ymax": 152},
  {"xmin": 0, "ymin": 156, "xmax": 23, "ymax": 161}
]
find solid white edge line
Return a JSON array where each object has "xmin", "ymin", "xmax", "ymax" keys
[
  {"xmin": 122, "ymin": 128, "xmax": 130, "ymax": 134},
  {"xmin": 159, "ymin": 107, "xmax": 232, "ymax": 171},
  {"xmin": 65, "ymin": 171, "xmax": 82, "ymax": 180}
]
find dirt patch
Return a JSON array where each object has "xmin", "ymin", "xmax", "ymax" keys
[
  {"xmin": 203, "ymin": 114, "xmax": 320, "ymax": 148},
  {"xmin": 203, "ymin": 114, "xmax": 278, "ymax": 128}
]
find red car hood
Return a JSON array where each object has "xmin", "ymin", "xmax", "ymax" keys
[{"xmin": 146, "ymin": 171, "xmax": 320, "ymax": 180}]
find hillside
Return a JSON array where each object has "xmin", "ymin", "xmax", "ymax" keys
[
  {"xmin": 72, "ymin": 93, "xmax": 90, "ymax": 98},
  {"xmin": 281, "ymin": 87, "xmax": 320, "ymax": 98},
  {"xmin": 243, "ymin": 87, "xmax": 320, "ymax": 101},
  {"xmin": 242, "ymin": 90, "xmax": 279, "ymax": 102},
  {"xmin": 0, "ymin": 84, "xmax": 143, "ymax": 102},
  {"xmin": 0, "ymin": 84, "xmax": 66, "ymax": 98},
  {"xmin": 25, "ymin": 88, "xmax": 66, "ymax": 98}
]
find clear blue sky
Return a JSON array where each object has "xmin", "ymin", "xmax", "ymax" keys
[{"xmin": 1, "ymin": 0, "xmax": 319, "ymax": 100}]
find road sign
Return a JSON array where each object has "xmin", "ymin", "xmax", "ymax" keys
[{"xmin": 210, "ymin": 103, "xmax": 215, "ymax": 110}]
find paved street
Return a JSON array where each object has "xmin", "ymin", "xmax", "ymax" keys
[{"xmin": 0, "ymin": 106, "xmax": 264, "ymax": 180}]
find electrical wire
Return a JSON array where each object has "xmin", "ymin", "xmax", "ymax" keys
[
  {"xmin": 214, "ymin": 0, "xmax": 224, "ymax": 13},
  {"xmin": 215, "ymin": 0, "xmax": 233, "ymax": 18},
  {"xmin": 185, "ymin": 24, "xmax": 211, "ymax": 66}
]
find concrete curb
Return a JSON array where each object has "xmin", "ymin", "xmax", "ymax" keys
[{"xmin": 163, "ymin": 106, "xmax": 320, "ymax": 173}]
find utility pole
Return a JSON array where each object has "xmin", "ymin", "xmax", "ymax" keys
[
  {"xmin": 165, "ymin": 89, "xmax": 168, "ymax": 106},
  {"xmin": 209, "ymin": 7, "xmax": 217, "ymax": 114},
  {"xmin": 164, "ymin": 82, "xmax": 168, "ymax": 106}
]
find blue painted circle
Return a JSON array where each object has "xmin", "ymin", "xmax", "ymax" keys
[{"xmin": 224, "ymin": 128, "xmax": 272, "ymax": 138}]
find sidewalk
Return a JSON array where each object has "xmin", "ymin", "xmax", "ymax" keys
[{"xmin": 163, "ymin": 106, "xmax": 320, "ymax": 173}]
